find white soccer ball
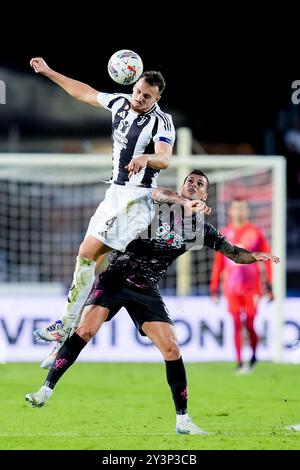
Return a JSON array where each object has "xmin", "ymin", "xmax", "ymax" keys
[{"xmin": 107, "ymin": 50, "xmax": 143, "ymax": 85}]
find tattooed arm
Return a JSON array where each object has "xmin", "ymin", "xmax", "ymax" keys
[
  {"xmin": 219, "ymin": 239, "xmax": 280, "ymax": 264},
  {"xmin": 152, "ymin": 188, "xmax": 212, "ymax": 215}
]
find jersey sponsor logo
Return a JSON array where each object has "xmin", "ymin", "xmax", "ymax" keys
[
  {"xmin": 113, "ymin": 130, "xmax": 128, "ymax": 148},
  {"xmin": 119, "ymin": 120, "xmax": 130, "ymax": 133},
  {"xmin": 156, "ymin": 221, "xmax": 184, "ymax": 248}
]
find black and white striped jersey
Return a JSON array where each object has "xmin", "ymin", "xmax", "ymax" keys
[{"xmin": 97, "ymin": 92, "xmax": 176, "ymax": 188}]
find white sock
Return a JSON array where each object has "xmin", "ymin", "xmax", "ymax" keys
[
  {"xmin": 60, "ymin": 256, "xmax": 96, "ymax": 329},
  {"xmin": 40, "ymin": 385, "xmax": 53, "ymax": 396},
  {"xmin": 176, "ymin": 413, "xmax": 189, "ymax": 424}
]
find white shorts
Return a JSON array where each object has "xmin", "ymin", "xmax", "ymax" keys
[{"xmin": 85, "ymin": 183, "xmax": 155, "ymax": 252}]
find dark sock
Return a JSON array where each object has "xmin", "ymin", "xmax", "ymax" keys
[
  {"xmin": 165, "ymin": 356, "xmax": 188, "ymax": 415},
  {"xmin": 250, "ymin": 355, "xmax": 257, "ymax": 367},
  {"xmin": 44, "ymin": 333, "xmax": 87, "ymax": 389}
]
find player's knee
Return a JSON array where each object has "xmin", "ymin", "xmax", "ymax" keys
[
  {"xmin": 78, "ymin": 242, "xmax": 93, "ymax": 260},
  {"xmin": 162, "ymin": 341, "xmax": 180, "ymax": 361},
  {"xmin": 76, "ymin": 324, "xmax": 95, "ymax": 342}
]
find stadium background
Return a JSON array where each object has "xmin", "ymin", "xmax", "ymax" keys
[{"xmin": 0, "ymin": 30, "xmax": 300, "ymax": 451}]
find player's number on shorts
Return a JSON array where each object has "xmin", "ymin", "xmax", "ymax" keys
[{"xmin": 106, "ymin": 217, "xmax": 118, "ymax": 230}]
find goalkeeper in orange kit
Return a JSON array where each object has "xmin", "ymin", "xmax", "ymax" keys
[{"xmin": 210, "ymin": 198, "xmax": 274, "ymax": 373}]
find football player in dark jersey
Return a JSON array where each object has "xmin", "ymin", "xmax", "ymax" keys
[{"xmin": 26, "ymin": 170, "xmax": 279, "ymax": 435}]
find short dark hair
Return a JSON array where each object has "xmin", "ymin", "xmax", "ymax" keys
[
  {"xmin": 139, "ymin": 71, "xmax": 166, "ymax": 94},
  {"xmin": 184, "ymin": 169, "xmax": 209, "ymax": 188}
]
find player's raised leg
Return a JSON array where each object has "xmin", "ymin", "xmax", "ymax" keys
[
  {"xmin": 38, "ymin": 252, "xmax": 111, "ymax": 370},
  {"xmin": 34, "ymin": 238, "xmax": 111, "ymax": 343}
]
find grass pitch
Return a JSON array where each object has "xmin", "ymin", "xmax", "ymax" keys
[{"xmin": 0, "ymin": 362, "xmax": 299, "ymax": 450}]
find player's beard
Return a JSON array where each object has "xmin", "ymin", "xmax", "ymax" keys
[{"xmin": 131, "ymin": 101, "xmax": 144, "ymax": 113}]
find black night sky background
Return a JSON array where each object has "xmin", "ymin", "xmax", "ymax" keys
[{"xmin": 0, "ymin": 17, "xmax": 296, "ymax": 153}]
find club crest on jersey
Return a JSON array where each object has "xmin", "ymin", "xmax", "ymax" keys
[{"xmin": 137, "ymin": 116, "xmax": 148, "ymax": 126}]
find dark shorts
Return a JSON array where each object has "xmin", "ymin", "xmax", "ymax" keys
[{"xmin": 85, "ymin": 272, "xmax": 173, "ymax": 336}]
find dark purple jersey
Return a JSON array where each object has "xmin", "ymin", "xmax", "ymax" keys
[{"xmin": 104, "ymin": 208, "xmax": 224, "ymax": 290}]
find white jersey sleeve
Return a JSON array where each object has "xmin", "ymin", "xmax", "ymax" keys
[
  {"xmin": 153, "ymin": 112, "xmax": 176, "ymax": 147},
  {"xmin": 96, "ymin": 92, "xmax": 126, "ymax": 111}
]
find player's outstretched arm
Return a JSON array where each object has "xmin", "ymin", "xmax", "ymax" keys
[
  {"xmin": 219, "ymin": 239, "xmax": 280, "ymax": 264},
  {"xmin": 151, "ymin": 187, "xmax": 212, "ymax": 215},
  {"xmin": 29, "ymin": 57, "xmax": 101, "ymax": 106}
]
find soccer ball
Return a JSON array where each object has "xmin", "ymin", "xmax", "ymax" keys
[{"xmin": 107, "ymin": 50, "xmax": 143, "ymax": 85}]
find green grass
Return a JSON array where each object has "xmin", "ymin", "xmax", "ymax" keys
[{"xmin": 0, "ymin": 362, "xmax": 299, "ymax": 450}]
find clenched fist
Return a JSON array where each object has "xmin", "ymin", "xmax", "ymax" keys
[{"xmin": 29, "ymin": 57, "xmax": 51, "ymax": 75}]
